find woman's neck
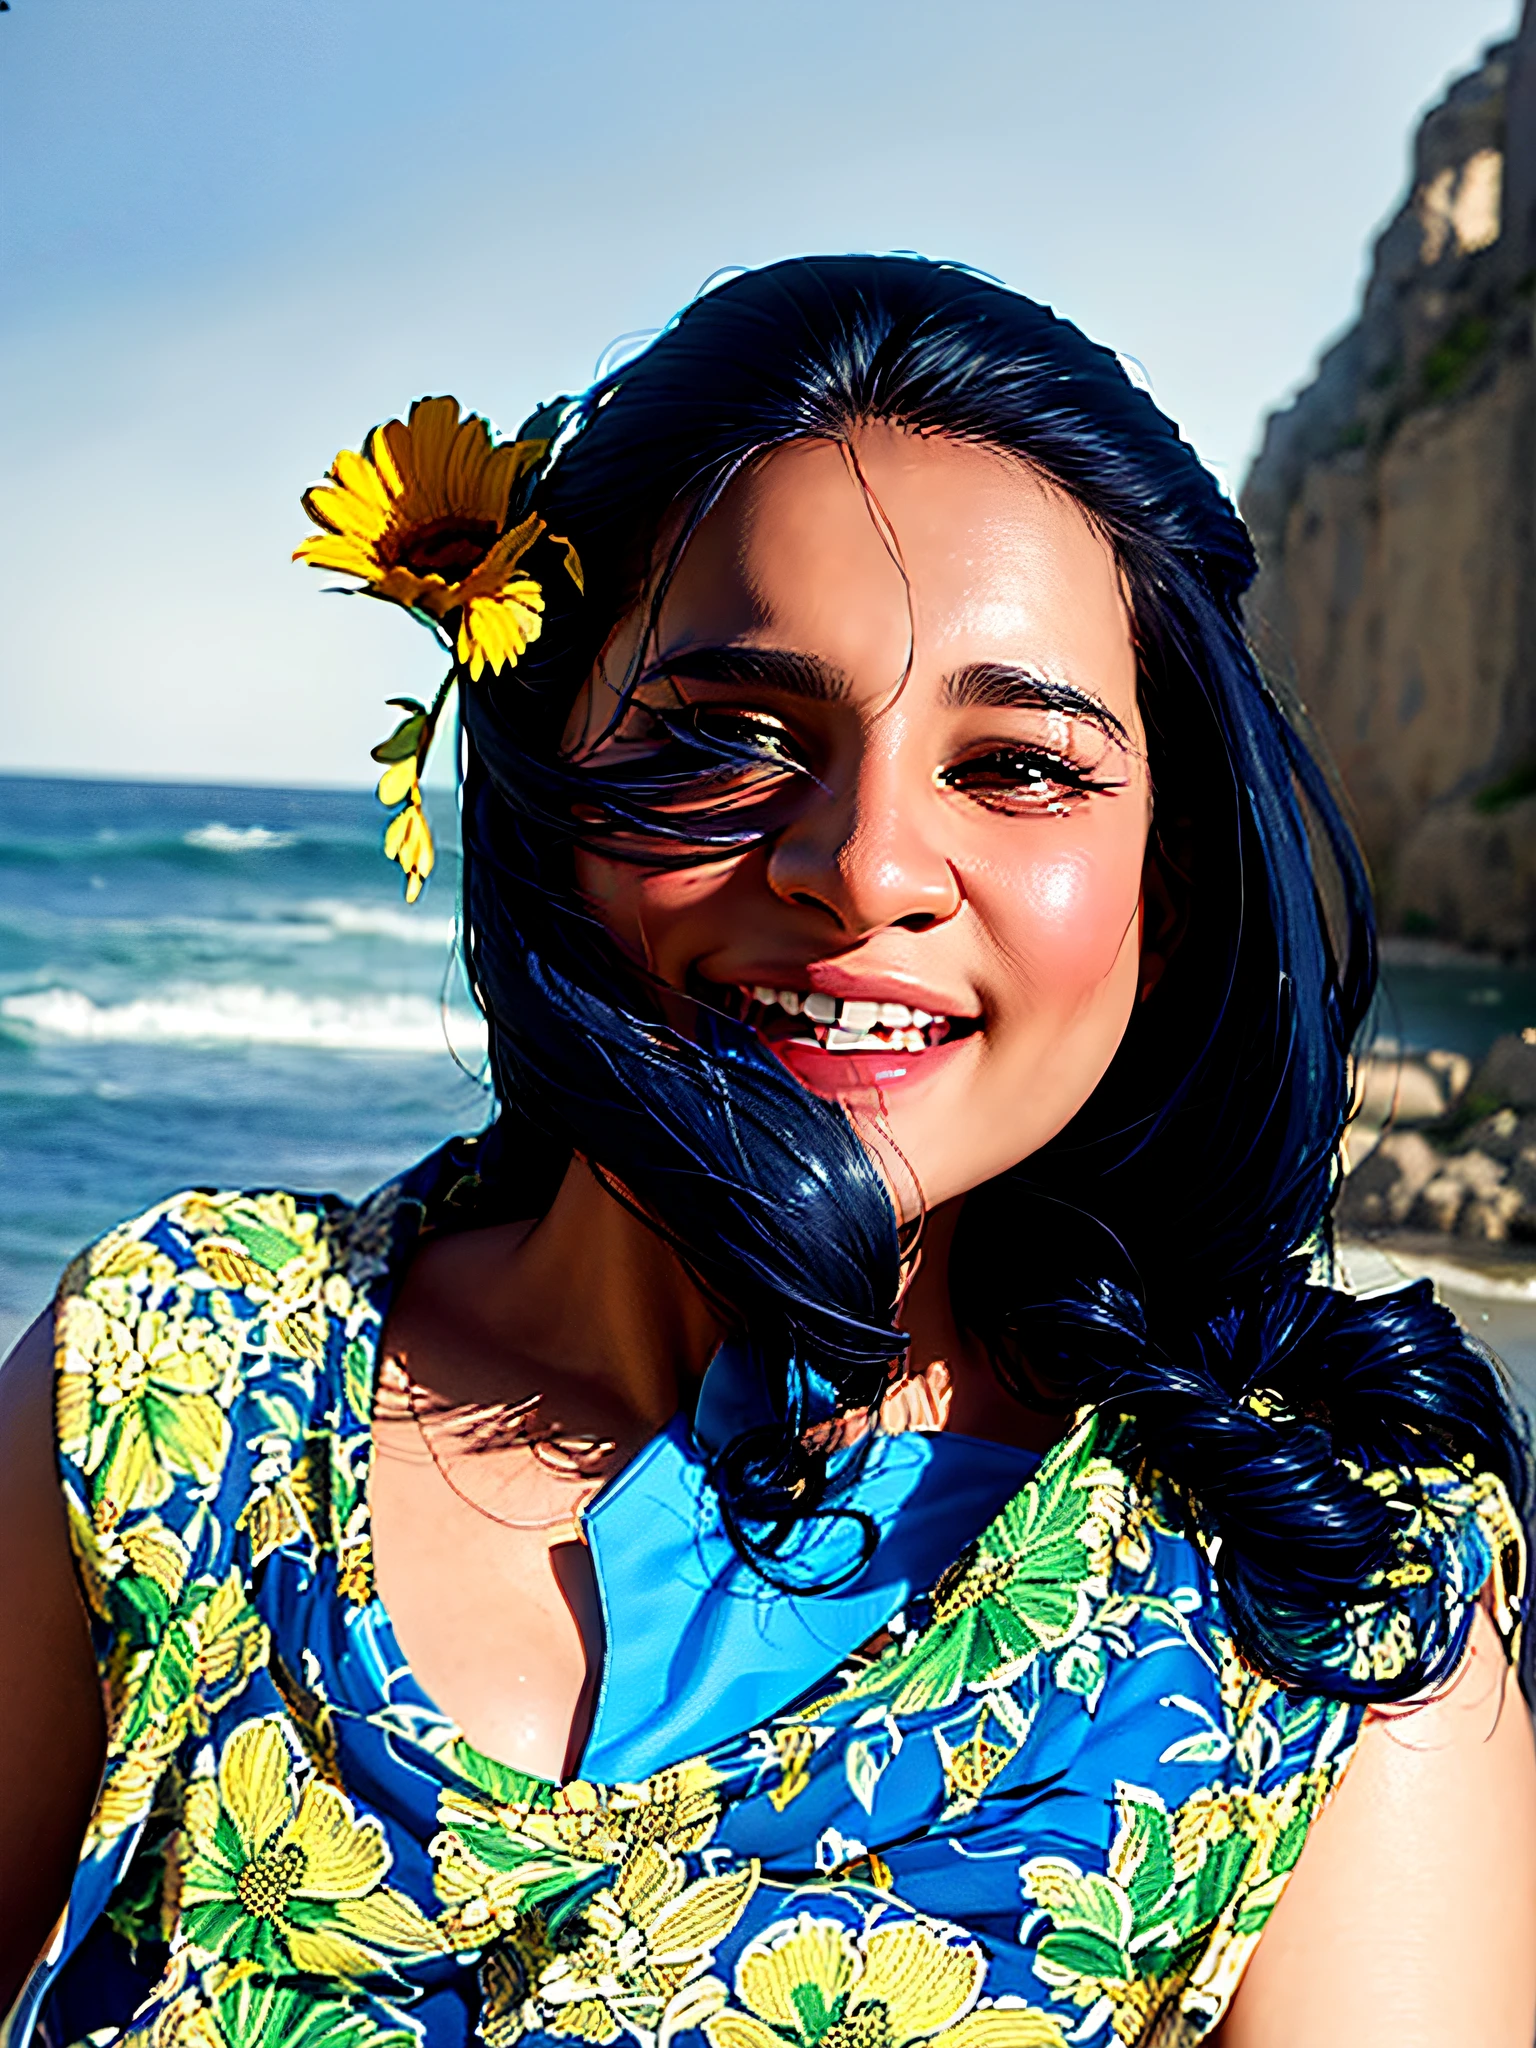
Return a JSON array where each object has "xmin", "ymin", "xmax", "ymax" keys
[
  {"xmin": 422, "ymin": 1156, "xmax": 726, "ymax": 1440},
  {"xmin": 414, "ymin": 1165, "xmax": 1056, "ymax": 1457},
  {"xmin": 891, "ymin": 1197, "xmax": 1062, "ymax": 1455}
]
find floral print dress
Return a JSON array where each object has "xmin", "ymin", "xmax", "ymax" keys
[{"xmin": 13, "ymin": 1150, "xmax": 1525, "ymax": 2048}]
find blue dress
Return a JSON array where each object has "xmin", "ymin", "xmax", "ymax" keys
[{"xmin": 16, "ymin": 1147, "xmax": 1524, "ymax": 2047}]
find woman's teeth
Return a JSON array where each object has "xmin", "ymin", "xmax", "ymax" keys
[{"xmin": 745, "ymin": 986, "xmax": 952, "ymax": 1053}]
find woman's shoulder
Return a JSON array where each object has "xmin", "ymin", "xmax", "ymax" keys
[
  {"xmin": 50, "ymin": 1177, "xmax": 410, "ymax": 1563},
  {"xmin": 57, "ymin": 1178, "xmax": 401, "ymax": 1318}
]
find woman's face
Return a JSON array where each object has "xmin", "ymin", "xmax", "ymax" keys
[{"xmin": 571, "ymin": 422, "xmax": 1153, "ymax": 1217}]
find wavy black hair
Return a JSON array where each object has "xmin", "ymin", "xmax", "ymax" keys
[{"xmin": 454, "ymin": 254, "xmax": 1529, "ymax": 1701}]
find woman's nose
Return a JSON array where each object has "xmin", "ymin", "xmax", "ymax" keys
[{"xmin": 765, "ymin": 743, "xmax": 962, "ymax": 936}]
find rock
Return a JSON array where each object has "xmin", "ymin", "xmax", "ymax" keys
[
  {"xmin": 1443, "ymin": 1146, "xmax": 1508, "ymax": 1197},
  {"xmin": 1337, "ymin": 1129, "xmax": 1441, "ymax": 1227},
  {"xmin": 1413, "ymin": 1174, "xmax": 1467, "ymax": 1233},
  {"xmin": 1459, "ymin": 1186, "xmax": 1525, "ymax": 1240},
  {"xmin": 1241, "ymin": 7, "xmax": 1536, "ymax": 950},
  {"xmin": 1461, "ymin": 1105, "xmax": 1523, "ymax": 1158},
  {"xmin": 1353, "ymin": 1053, "xmax": 1453, "ymax": 1125},
  {"xmin": 1469, "ymin": 1031, "xmax": 1536, "ymax": 1109},
  {"xmin": 1424, "ymin": 1049, "xmax": 1473, "ymax": 1105}
]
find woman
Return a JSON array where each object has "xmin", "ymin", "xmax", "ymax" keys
[{"xmin": 1, "ymin": 255, "xmax": 1532, "ymax": 2046}]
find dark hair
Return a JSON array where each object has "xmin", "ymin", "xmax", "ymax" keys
[{"xmin": 457, "ymin": 254, "xmax": 1528, "ymax": 1700}]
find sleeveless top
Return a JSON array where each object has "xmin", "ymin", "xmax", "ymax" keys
[{"xmin": 13, "ymin": 1146, "xmax": 1527, "ymax": 2048}]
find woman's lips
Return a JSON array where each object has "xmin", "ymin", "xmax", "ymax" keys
[
  {"xmin": 769, "ymin": 1029, "xmax": 979, "ymax": 1099},
  {"xmin": 695, "ymin": 976, "xmax": 984, "ymax": 1097}
]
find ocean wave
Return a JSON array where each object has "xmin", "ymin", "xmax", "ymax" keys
[
  {"xmin": 1, "ymin": 983, "xmax": 488, "ymax": 1056},
  {"xmin": 301, "ymin": 899, "xmax": 458, "ymax": 946},
  {"xmin": 0, "ymin": 829, "xmax": 379, "ymax": 871},
  {"xmin": 183, "ymin": 824, "xmax": 298, "ymax": 853},
  {"xmin": 0, "ymin": 900, "xmax": 457, "ymax": 953}
]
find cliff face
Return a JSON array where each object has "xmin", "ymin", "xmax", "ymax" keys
[{"xmin": 1242, "ymin": 2, "xmax": 1536, "ymax": 952}]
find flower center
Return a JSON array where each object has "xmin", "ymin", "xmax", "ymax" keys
[
  {"xmin": 821, "ymin": 2005, "xmax": 893, "ymax": 2048},
  {"xmin": 383, "ymin": 514, "xmax": 500, "ymax": 582},
  {"xmin": 236, "ymin": 1839, "xmax": 307, "ymax": 1918}
]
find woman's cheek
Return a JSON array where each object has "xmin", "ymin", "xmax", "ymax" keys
[
  {"xmin": 977, "ymin": 838, "xmax": 1142, "ymax": 990},
  {"xmin": 573, "ymin": 849, "xmax": 748, "ymax": 967}
]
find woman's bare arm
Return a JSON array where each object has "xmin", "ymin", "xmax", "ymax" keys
[
  {"xmin": 1215, "ymin": 1600, "xmax": 1536, "ymax": 2048},
  {"xmin": 0, "ymin": 1312, "xmax": 105, "ymax": 2011}
]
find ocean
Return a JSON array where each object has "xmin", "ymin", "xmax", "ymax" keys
[
  {"xmin": 7, "ymin": 772, "xmax": 1536, "ymax": 1387},
  {"xmin": 0, "ymin": 774, "xmax": 489, "ymax": 1351}
]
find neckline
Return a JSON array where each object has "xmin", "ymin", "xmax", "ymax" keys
[{"xmin": 351, "ymin": 1156, "xmax": 1080, "ymax": 1797}]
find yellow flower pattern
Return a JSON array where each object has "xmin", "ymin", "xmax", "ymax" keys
[
  {"xmin": 179, "ymin": 1716, "xmax": 438, "ymax": 1978},
  {"xmin": 18, "ymin": 1164, "xmax": 1525, "ymax": 2048},
  {"xmin": 702, "ymin": 1914, "xmax": 1068, "ymax": 2048}
]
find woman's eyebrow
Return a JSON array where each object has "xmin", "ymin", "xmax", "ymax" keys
[
  {"xmin": 943, "ymin": 661, "xmax": 1132, "ymax": 744},
  {"xmin": 637, "ymin": 646, "xmax": 850, "ymax": 702}
]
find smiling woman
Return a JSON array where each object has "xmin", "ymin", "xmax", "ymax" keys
[
  {"xmin": 564, "ymin": 429, "xmax": 1149, "ymax": 1183},
  {"xmin": 2, "ymin": 256, "xmax": 1534, "ymax": 2048}
]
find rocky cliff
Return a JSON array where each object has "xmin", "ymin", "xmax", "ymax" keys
[{"xmin": 1242, "ymin": 2, "xmax": 1536, "ymax": 952}]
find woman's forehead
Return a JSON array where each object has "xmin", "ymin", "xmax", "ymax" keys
[{"xmin": 644, "ymin": 424, "xmax": 1139, "ymax": 721}]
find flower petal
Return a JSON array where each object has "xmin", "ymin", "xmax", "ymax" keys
[
  {"xmin": 703, "ymin": 2016, "xmax": 783, "ymax": 2048},
  {"xmin": 334, "ymin": 1886, "xmax": 443, "ymax": 1956},
  {"xmin": 649, "ymin": 1862, "xmax": 759, "ymax": 1962},
  {"xmin": 376, "ymin": 758, "xmax": 418, "ymax": 808},
  {"xmin": 331, "ymin": 446, "xmax": 394, "ymax": 518},
  {"xmin": 474, "ymin": 511, "xmax": 547, "ymax": 584},
  {"xmin": 283, "ymin": 1921, "xmax": 391, "ymax": 1978},
  {"xmin": 734, "ymin": 1915, "xmax": 860, "ymax": 2037},
  {"xmin": 383, "ymin": 807, "xmax": 412, "ymax": 860},
  {"xmin": 372, "ymin": 564, "xmax": 454, "ymax": 617},
  {"xmin": 219, "ymin": 1716, "xmax": 297, "ymax": 1857},
  {"xmin": 368, "ymin": 419, "xmax": 406, "ymax": 499},
  {"xmin": 856, "ymin": 1923, "xmax": 984, "ymax": 2039},
  {"xmin": 407, "ymin": 396, "xmax": 463, "ymax": 514},
  {"xmin": 447, "ymin": 413, "xmax": 498, "ymax": 518},
  {"xmin": 459, "ymin": 585, "xmax": 544, "ymax": 678},
  {"xmin": 929, "ymin": 2005, "xmax": 1069, "ymax": 2048},
  {"xmin": 378, "ymin": 419, "xmax": 415, "ymax": 503},
  {"xmin": 284, "ymin": 1775, "xmax": 390, "ymax": 1898},
  {"xmin": 300, "ymin": 478, "xmax": 389, "ymax": 544},
  {"xmin": 292, "ymin": 533, "xmax": 379, "ymax": 578},
  {"xmin": 550, "ymin": 534, "xmax": 585, "ymax": 592}
]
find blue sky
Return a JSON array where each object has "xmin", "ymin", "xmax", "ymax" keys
[{"xmin": 1, "ymin": 0, "xmax": 1519, "ymax": 785}]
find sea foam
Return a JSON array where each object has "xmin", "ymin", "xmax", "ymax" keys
[
  {"xmin": 301, "ymin": 899, "xmax": 458, "ymax": 946},
  {"xmin": 183, "ymin": 824, "xmax": 298, "ymax": 853},
  {"xmin": 1, "ymin": 983, "xmax": 487, "ymax": 1056}
]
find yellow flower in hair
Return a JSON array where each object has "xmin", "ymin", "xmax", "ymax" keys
[
  {"xmin": 295, "ymin": 395, "xmax": 558, "ymax": 681},
  {"xmin": 295, "ymin": 392, "xmax": 583, "ymax": 898}
]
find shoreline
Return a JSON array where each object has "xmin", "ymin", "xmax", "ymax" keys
[{"xmin": 1338, "ymin": 1232, "xmax": 1536, "ymax": 1301}]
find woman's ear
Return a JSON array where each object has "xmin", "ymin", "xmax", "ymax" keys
[{"xmin": 1137, "ymin": 815, "xmax": 1192, "ymax": 1004}]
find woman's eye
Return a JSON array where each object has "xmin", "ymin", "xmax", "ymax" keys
[
  {"xmin": 940, "ymin": 747, "xmax": 1122, "ymax": 814},
  {"xmin": 683, "ymin": 708, "xmax": 807, "ymax": 770}
]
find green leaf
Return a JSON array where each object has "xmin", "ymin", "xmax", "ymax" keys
[
  {"xmin": 1187, "ymin": 1832, "xmax": 1255, "ymax": 1931},
  {"xmin": 370, "ymin": 709, "xmax": 428, "ymax": 765},
  {"xmin": 792, "ymin": 1981, "xmax": 838, "ymax": 2041},
  {"xmin": 1115, "ymin": 1791, "xmax": 1175, "ymax": 1926},
  {"xmin": 120, "ymin": 1571, "xmax": 172, "ymax": 1633},
  {"xmin": 1271, "ymin": 1790, "xmax": 1317, "ymax": 1877},
  {"xmin": 1037, "ymin": 1927, "xmax": 1127, "ymax": 1980},
  {"xmin": 342, "ymin": 1339, "xmax": 374, "ymax": 1430},
  {"xmin": 226, "ymin": 1214, "xmax": 303, "ymax": 1271},
  {"xmin": 450, "ymin": 1737, "xmax": 551, "ymax": 1810}
]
